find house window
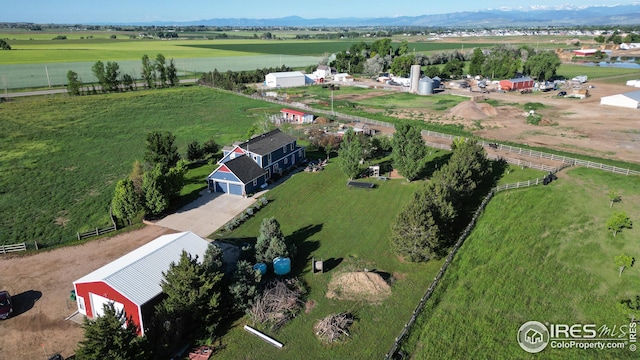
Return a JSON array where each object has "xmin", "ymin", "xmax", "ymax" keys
[
  {"xmin": 78, "ymin": 296, "xmax": 85, "ymax": 311},
  {"xmin": 283, "ymin": 146, "xmax": 287, "ymax": 153},
  {"xmin": 290, "ymin": 143, "xmax": 294, "ymax": 151},
  {"xmin": 253, "ymin": 179, "xmax": 257, "ymax": 186},
  {"xmin": 284, "ymin": 158, "xmax": 288, "ymax": 165}
]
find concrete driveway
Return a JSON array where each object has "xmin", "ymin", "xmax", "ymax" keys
[{"xmin": 154, "ymin": 190, "xmax": 264, "ymax": 238}]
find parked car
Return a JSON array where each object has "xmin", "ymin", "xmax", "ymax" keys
[
  {"xmin": 0, "ymin": 291, "xmax": 13, "ymax": 319},
  {"xmin": 557, "ymin": 91, "xmax": 567, "ymax": 97}
]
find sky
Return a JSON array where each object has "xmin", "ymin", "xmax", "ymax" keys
[{"xmin": 2, "ymin": 1, "xmax": 639, "ymax": 24}]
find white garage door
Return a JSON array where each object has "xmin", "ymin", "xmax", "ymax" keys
[{"xmin": 90, "ymin": 293, "xmax": 124, "ymax": 318}]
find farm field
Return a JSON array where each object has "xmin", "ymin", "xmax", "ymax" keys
[
  {"xmin": 0, "ymin": 86, "xmax": 282, "ymax": 246},
  {"xmin": 402, "ymin": 167, "xmax": 640, "ymax": 359},
  {"xmin": 211, "ymin": 160, "xmax": 442, "ymax": 360}
]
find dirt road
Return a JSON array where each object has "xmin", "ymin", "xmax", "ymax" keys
[{"xmin": 0, "ymin": 225, "xmax": 176, "ymax": 360}]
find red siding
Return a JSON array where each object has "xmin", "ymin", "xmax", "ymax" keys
[
  {"xmin": 74, "ymin": 281, "xmax": 144, "ymax": 335},
  {"xmin": 500, "ymin": 79, "xmax": 534, "ymax": 91}
]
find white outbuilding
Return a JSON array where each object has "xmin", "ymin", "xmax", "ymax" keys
[
  {"xmin": 626, "ymin": 80, "xmax": 640, "ymax": 88},
  {"xmin": 600, "ymin": 90, "xmax": 640, "ymax": 109},
  {"xmin": 265, "ymin": 71, "xmax": 306, "ymax": 88}
]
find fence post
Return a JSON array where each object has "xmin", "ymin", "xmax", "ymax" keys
[
  {"xmin": 34, "ymin": 241, "xmax": 38, "ymax": 251},
  {"xmin": 77, "ymin": 232, "xmax": 80, "ymax": 240},
  {"xmin": 95, "ymin": 228, "xmax": 99, "ymax": 236}
]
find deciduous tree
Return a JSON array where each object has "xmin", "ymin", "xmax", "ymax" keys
[
  {"xmin": 105, "ymin": 61, "xmax": 120, "ymax": 91},
  {"xmin": 608, "ymin": 190, "xmax": 622, "ymax": 208},
  {"xmin": 155, "ymin": 53, "xmax": 167, "ymax": 87},
  {"xmin": 607, "ymin": 211, "xmax": 632, "ymax": 237},
  {"xmin": 141, "ymin": 54, "xmax": 155, "ymax": 89},
  {"xmin": 469, "ymin": 48, "xmax": 485, "ymax": 76},
  {"xmin": 0, "ymin": 39, "xmax": 11, "ymax": 50},
  {"xmin": 91, "ymin": 60, "xmax": 108, "ymax": 91},
  {"xmin": 337, "ymin": 128, "xmax": 363, "ymax": 179},
  {"xmin": 522, "ymin": 51, "xmax": 561, "ymax": 81},
  {"xmin": 615, "ymin": 254, "xmax": 634, "ymax": 277},
  {"xmin": 66, "ymin": 70, "xmax": 82, "ymax": 96},
  {"xmin": 167, "ymin": 58, "xmax": 179, "ymax": 86}
]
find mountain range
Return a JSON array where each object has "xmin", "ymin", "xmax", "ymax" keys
[{"xmin": 144, "ymin": 4, "xmax": 640, "ymax": 27}]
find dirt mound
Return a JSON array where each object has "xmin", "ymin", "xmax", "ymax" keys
[
  {"xmin": 448, "ymin": 101, "xmax": 498, "ymax": 120},
  {"xmin": 326, "ymin": 271, "xmax": 391, "ymax": 303}
]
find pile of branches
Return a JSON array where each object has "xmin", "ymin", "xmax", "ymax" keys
[
  {"xmin": 314, "ymin": 312, "xmax": 354, "ymax": 343},
  {"xmin": 248, "ymin": 278, "xmax": 305, "ymax": 331}
]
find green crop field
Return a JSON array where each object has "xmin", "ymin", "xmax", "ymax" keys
[
  {"xmin": 185, "ymin": 41, "xmax": 495, "ymax": 56},
  {"xmin": 211, "ymin": 162, "xmax": 442, "ymax": 360},
  {"xmin": 558, "ymin": 63, "xmax": 640, "ymax": 81},
  {"xmin": 402, "ymin": 167, "xmax": 640, "ymax": 359},
  {"xmin": 0, "ymin": 87, "xmax": 282, "ymax": 246}
]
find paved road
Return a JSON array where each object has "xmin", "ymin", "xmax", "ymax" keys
[{"xmin": 0, "ymin": 78, "xmax": 198, "ymax": 98}]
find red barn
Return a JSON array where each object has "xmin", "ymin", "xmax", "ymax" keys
[
  {"xmin": 280, "ymin": 108, "xmax": 314, "ymax": 124},
  {"xmin": 72, "ymin": 231, "xmax": 210, "ymax": 335},
  {"xmin": 499, "ymin": 77, "xmax": 534, "ymax": 92}
]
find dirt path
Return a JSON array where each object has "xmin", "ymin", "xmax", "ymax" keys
[{"xmin": 0, "ymin": 225, "xmax": 176, "ymax": 360}]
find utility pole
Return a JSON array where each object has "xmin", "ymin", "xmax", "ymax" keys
[
  {"xmin": 331, "ymin": 89, "xmax": 334, "ymax": 114},
  {"xmin": 45, "ymin": 65, "xmax": 51, "ymax": 88}
]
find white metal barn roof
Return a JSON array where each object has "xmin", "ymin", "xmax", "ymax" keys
[
  {"xmin": 73, "ymin": 231, "xmax": 210, "ymax": 306},
  {"xmin": 268, "ymin": 71, "xmax": 304, "ymax": 78},
  {"xmin": 600, "ymin": 90, "xmax": 640, "ymax": 109}
]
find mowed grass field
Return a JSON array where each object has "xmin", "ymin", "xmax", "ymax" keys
[
  {"xmin": 402, "ymin": 167, "xmax": 640, "ymax": 359},
  {"xmin": 212, "ymin": 162, "xmax": 443, "ymax": 360},
  {"xmin": 0, "ymin": 87, "xmax": 281, "ymax": 246}
]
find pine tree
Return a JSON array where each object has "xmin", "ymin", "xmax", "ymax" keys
[
  {"xmin": 157, "ymin": 251, "xmax": 223, "ymax": 340},
  {"xmin": 229, "ymin": 260, "xmax": 262, "ymax": 312},
  {"xmin": 76, "ymin": 303, "xmax": 145, "ymax": 360},
  {"xmin": 392, "ymin": 123, "xmax": 427, "ymax": 181}
]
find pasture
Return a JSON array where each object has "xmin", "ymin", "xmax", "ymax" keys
[
  {"xmin": 0, "ymin": 87, "xmax": 281, "ymax": 246},
  {"xmin": 212, "ymin": 161, "xmax": 443, "ymax": 360},
  {"xmin": 402, "ymin": 167, "xmax": 640, "ymax": 359}
]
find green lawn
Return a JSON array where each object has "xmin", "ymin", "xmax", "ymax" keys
[
  {"xmin": 211, "ymin": 162, "xmax": 442, "ymax": 359},
  {"xmin": 0, "ymin": 87, "xmax": 280, "ymax": 246},
  {"xmin": 402, "ymin": 167, "xmax": 640, "ymax": 359}
]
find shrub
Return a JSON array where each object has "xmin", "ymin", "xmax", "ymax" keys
[
  {"xmin": 259, "ymin": 197, "xmax": 268, "ymax": 206},
  {"xmin": 246, "ymin": 207, "xmax": 254, "ymax": 216}
]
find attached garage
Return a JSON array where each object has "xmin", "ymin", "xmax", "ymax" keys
[
  {"xmin": 73, "ymin": 231, "xmax": 210, "ymax": 335},
  {"xmin": 207, "ymin": 155, "xmax": 267, "ymax": 196},
  {"xmin": 600, "ymin": 90, "xmax": 640, "ymax": 109}
]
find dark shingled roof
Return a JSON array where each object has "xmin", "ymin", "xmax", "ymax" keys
[
  {"xmin": 223, "ymin": 155, "xmax": 267, "ymax": 184},
  {"xmin": 237, "ymin": 129, "xmax": 296, "ymax": 156}
]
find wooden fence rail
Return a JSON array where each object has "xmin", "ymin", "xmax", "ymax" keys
[
  {"xmin": 242, "ymin": 88, "xmax": 640, "ymax": 177},
  {"xmin": 77, "ymin": 225, "xmax": 117, "ymax": 241},
  {"xmin": 385, "ymin": 191, "xmax": 495, "ymax": 359},
  {"xmin": 0, "ymin": 242, "xmax": 27, "ymax": 254}
]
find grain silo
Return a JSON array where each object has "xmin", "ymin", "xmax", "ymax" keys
[
  {"xmin": 410, "ymin": 64, "xmax": 421, "ymax": 93},
  {"xmin": 418, "ymin": 76, "xmax": 434, "ymax": 95}
]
